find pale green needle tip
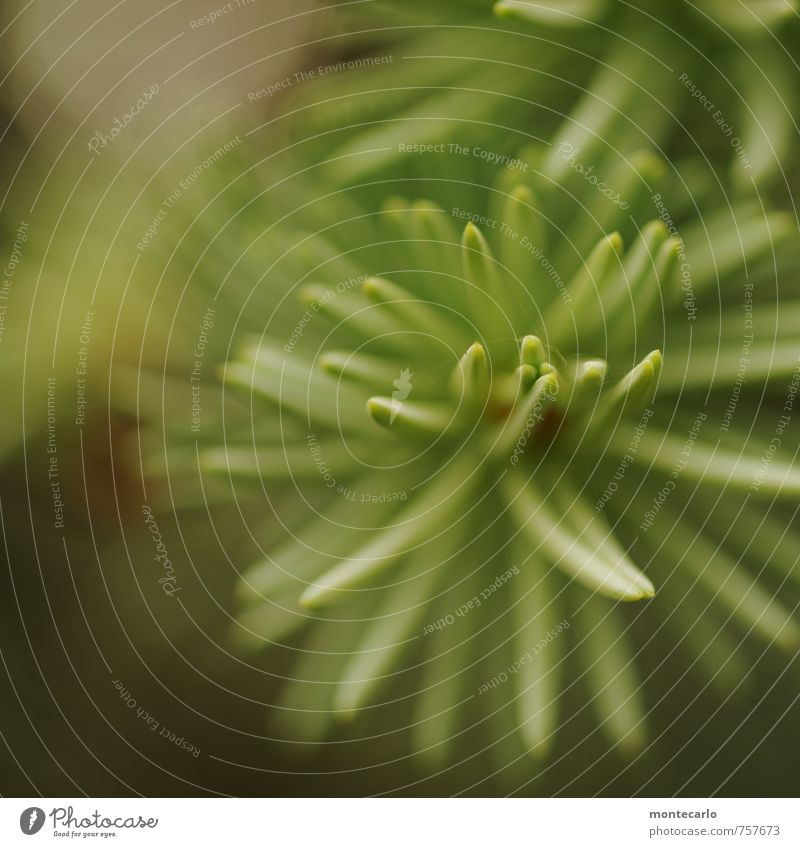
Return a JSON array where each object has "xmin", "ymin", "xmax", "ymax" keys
[
  {"xmin": 646, "ymin": 348, "xmax": 662, "ymax": 374},
  {"xmin": 606, "ymin": 231, "xmax": 624, "ymax": 255},
  {"xmin": 367, "ymin": 396, "xmax": 400, "ymax": 425},
  {"xmin": 319, "ymin": 352, "xmax": 344, "ymax": 376},
  {"xmin": 319, "ymin": 351, "xmax": 346, "ymax": 375},
  {"xmin": 367, "ymin": 396, "xmax": 451, "ymax": 436},
  {"xmin": 462, "ymin": 220, "xmax": 490, "ymax": 253},
  {"xmin": 630, "ymin": 349, "xmax": 661, "ymax": 385},
  {"xmin": 299, "ymin": 583, "xmax": 328, "ymax": 610},
  {"xmin": 299, "ymin": 283, "xmax": 329, "ymax": 308},
  {"xmin": 362, "ymin": 275, "xmax": 394, "ymax": 302},
  {"xmin": 510, "ymin": 184, "xmax": 533, "ymax": 204},
  {"xmin": 623, "ymin": 575, "xmax": 656, "ymax": 601},
  {"xmin": 381, "ymin": 196, "xmax": 408, "ymax": 215},
  {"xmin": 620, "ymin": 349, "xmax": 662, "ymax": 408},
  {"xmin": 460, "ymin": 342, "xmax": 488, "ymax": 383},
  {"xmin": 451, "ymin": 342, "xmax": 489, "ymax": 399},
  {"xmin": 521, "ymin": 335, "xmax": 546, "ymax": 367},
  {"xmin": 516, "ymin": 364, "xmax": 538, "ymax": 391},
  {"xmin": 576, "ymin": 359, "xmax": 607, "ymax": 388},
  {"xmin": 464, "ymin": 341, "xmax": 487, "ymax": 368},
  {"xmin": 320, "ymin": 351, "xmax": 397, "ymax": 386},
  {"xmin": 538, "ymin": 370, "xmax": 560, "ymax": 397}
]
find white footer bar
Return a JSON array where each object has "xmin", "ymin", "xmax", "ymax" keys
[{"xmin": 3, "ymin": 798, "xmax": 796, "ymax": 846}]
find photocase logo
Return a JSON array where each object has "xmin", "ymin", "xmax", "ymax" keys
[
  {"xmin": 19, "ymin": 807, "xmax": 45, "ymax": 835},
  {"xmin": 390, "ymin": 368, "xmax": 413, "ymax": 424}
]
